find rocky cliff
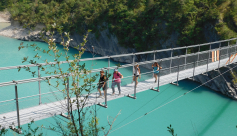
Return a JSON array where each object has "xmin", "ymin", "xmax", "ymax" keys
[{"xmin": 194, "ymin": 64, "xmax": 237, "ymax": 100}]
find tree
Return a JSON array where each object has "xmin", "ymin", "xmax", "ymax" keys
[{"xmin": 12, "ymin": 23, "xmax": 119, "ymax": 135}]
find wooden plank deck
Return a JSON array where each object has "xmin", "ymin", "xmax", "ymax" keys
[{"xmin": 0, "ymin": 57, "xmax": 236, "ymax": 129}]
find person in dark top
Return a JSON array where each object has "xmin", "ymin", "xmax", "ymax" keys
[{"xmin": 97, "ymin": 70, "xmax": 107, "ymax": 98}]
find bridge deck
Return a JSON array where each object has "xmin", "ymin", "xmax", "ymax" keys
[{"xmin": 0, "ymin": 57, "xmax": 236, "ymax": 128}]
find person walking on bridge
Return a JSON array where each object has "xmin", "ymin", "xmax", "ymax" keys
[
  {"xmin": 152, "ymin": 62, "xmax": 162, "ymax": 83},
  {"xmin": 97, "ymin": 70, "xmax": 107, "ymax": 98},
  {"xmin": 111, "ymin": 69, "xmax": 123, "ymax": 95},
  {"xmin": 133, "ymin": 62, "xmax": 141, "ymax": 87}
]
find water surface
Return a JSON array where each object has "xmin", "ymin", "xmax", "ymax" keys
[{"xmin": 0, "ymin": 34, "xmax": 237, "ymax": 136}]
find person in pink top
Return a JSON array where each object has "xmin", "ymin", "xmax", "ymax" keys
[{"xmin": 111, "ymin": 69, "xmax": 123, "ymax": 95}]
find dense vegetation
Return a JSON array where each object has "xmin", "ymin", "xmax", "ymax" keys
[{"xmin": 3, "ymin": 0, "xmax": 237, "ymax": 51}]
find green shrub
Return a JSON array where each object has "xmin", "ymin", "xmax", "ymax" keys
[{"xmin": 6, "ymin": 0, "xmax": 237, "ymax": 51}]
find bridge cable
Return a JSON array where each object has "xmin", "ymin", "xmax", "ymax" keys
[
  {"xmin": 109, "ymin": 62, "xmax": 237, "ymax": 133},
  {"xmin": 111, "ymin": 84, "xmax": 174, "ymax": 129}
]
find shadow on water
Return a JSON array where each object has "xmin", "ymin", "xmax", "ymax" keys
[
  {"xmin": 178, "ymin": 79, "xmax": 232, "ymax": 99},
  {"xmin": 177, "ymin": 79, "xmax": 234, "ymax": 136},
  {"xmin": 198, "ymin": 99, "xmax": 231, "ymax": 136}
]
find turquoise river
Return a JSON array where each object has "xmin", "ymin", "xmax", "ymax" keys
[{"xmin": 0, "ymin": 26, "xmax": 237, "ymax": 136}]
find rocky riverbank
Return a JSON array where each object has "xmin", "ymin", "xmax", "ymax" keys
[
  {"xmin": 0, "ymin": 17, "xmax": 237, "ymax": 100},
  {"xmin": 0, "ymin": 11, "xmax": 10, "ymax": 23},
  {"xmin": 194, "ymin": 64, "xmax": 237, "ymax": 100}
]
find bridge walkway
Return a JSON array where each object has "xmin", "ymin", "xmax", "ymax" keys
[{"xmin": 0, "ymin": 55, "xmax": 236, "ymax": 129}]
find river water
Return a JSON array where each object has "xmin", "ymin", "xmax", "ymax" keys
[{"xmin": 1, "ymin": 24, "xmax": 237, "ymax": 136}]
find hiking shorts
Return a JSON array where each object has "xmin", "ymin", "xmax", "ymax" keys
[{"xmin": 98, "ymin": 83, "xmax": 107, "ymax": 90}]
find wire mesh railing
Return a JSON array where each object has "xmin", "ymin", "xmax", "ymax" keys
[{"xmin": 0, "ymin": 38, "xmax": 237, "ymax": 129}]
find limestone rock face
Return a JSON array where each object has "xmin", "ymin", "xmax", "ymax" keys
[
  {"xmin": 194, "ymin": 64, "xmax": 237, "ymax": 100},
  {"xmin": 0, "ymin": 11, "xmax": 10, "ymax": 22}
]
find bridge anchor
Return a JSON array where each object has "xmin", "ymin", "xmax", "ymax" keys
[
  {"xmin": 170, "ymin": 82, "xmax": 179, "ymax": 86},
  {"xmin": 127, "ymin": 94, "xmax": 136, "ymax": 99},
  {"xmin": 60, "ymin": 113, "xmax": 71, "ymax": 119},
  {"xmin": 150, "ymin": 87, "xmax": 160, "ymax": 92},
  {"xmin": 97, "ymin": 103, "xmax": 108, "ymax": 108},
  {"xmin": 9, "ymin": 126, "xmax": 22, "ymax": 134},
  {"xmin": 187, "ymin": 77, "xmax": 195, "ymax": 81}
]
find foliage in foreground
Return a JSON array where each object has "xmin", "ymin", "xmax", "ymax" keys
[
  {"xmin": 167, "ymin": 124, "xmax": 177, "ymax": 136},
  {"xmin": 0, "ymin": 23, "xmax": 119, "ymax": 135}
]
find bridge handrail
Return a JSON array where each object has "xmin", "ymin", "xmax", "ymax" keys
[
  {"xmin": 0, "ymin": 38, "xmax": 236, "ymax": 71},
  {"xmin": 1, "ymin": 44, "xmax": 229, "ymax": 86},
  {"xmin": 1, "ymin": 38, "xmax": 237, "ymax": 129},
  {"xmin": 0, "ymin": 44, "xmax": 234, "ymax": 87}
]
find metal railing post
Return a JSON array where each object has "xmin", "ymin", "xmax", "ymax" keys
[
  {"xmin": 170, "ymin": 49, "xmax": 173, "ymax": 74},
  {"xmin": 108, "ymin": 57, "xmax": 110, "ymax": 88},
  {"xmin": 236, "ymin": 40, "xmax": 237, "ymax": 53},
  {"xmin": 157, "ymin": 60, "xmax": 162, "ymax": 92},
  {"xmin": 218, "ymin": 43, "xmax": 221, "ymax": 69},
  {"xmin": 206, "ymin": 44, "xmax": 211, "ymax": 72},
  {"xmin": 67, "ymin": 76, "xmax": 70, "ymax": 118},
  {"xmin": 154, "ymin": 51, "xmax": 156, "ymax": 60},
  {"xmin": 38, "ymin": 66, "xmax": 41, "ymax": 105},
  {"xmin": 13, "ymin": 80, "xmax": 21, "ymax": 133},
  {"xmin": 105, "ymin": 70, "xmax": 108, "ymax": 108},
  {"xmin": 128, "ymin": 54, "xmax": 136, "ymax": 99},
  {"xmin": 177, "ymin": 64, "xmax": 179, "ymax": 86},
  {"xmin": 77, "ymin": 62, "xmax": 79, "ymax": 87},
  {"xmin": 134, "ymin": 66, "xmax": 137, "ymax": 98},
  {"xmin": 228, "ymin": 41, "xmax": 231, "ymax": 65},
  {"xmin": 132, "ymin": 54, "xmax": 135, "ymax": 82},
  {"xmin": 193, "ymin": 61, "xmax": 196, "ymax": 81},
  {"xmin": 153, "ymin": 51, "xmax": 155, "ymax": 79},
  {"xmin": 185, "ymin": 47, "xmax": 187, "ymax": 70},
  {"xmin": 197, "ymin": 45, "xmax": 200, "ymax": 66}
]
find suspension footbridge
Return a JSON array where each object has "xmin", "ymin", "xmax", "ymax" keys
[{"xmin": 0, "ymin": 38, "xmax": 237, "ymax": 131}]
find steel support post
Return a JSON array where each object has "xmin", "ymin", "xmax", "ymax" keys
[
  {"xmin": 128, "ymin": 66, "xmax": 137, "ymax": 99},
  {"xmin": 197, "ymin": 45, "xmax": 200, "ymax": 66},
  {"xmin": 170, "ymin": 49, "xmax": 173, "ymax": 74},
  {"xmin": 108, "ymin": 58, "xmax": 110, "ymax": 88},
  {"xmin": 176, "ymin": 64, "xmax": 179, "ymax": 86},
  {"xmin": 132, "ymin": 54, "xmax": 135, "ymax": 83},
  {"xmin": 236, "ymin": 40, "xmax": 237, "ymax": 53},
  {"xmin": 38, "ymin": 66, "xmax": 41, "ymax": 105},
  {"xmin": 184, "ymin": 47, "xmax": 187, "ymax": 70},
  {"xmin": 153, "ymin": 51, "xmax": 155, "ymax": 78},
  {"xmin": 133, "ymin": 54, "xmax": 135, "ymax": 70},
  {"xmin": 76, "ymin": 62, "xmax": 80, "ymax": 104},
  {"xmin": 154, "ymin": 51, "xmax": 156, "ymax": 60},
  {"xmin": 67, "ymin": 77, "xmax": 70, "ymax": 118},
  {"xmin": 134, "ymin": 66, "xmax": 137, "ymax": 98},
  {"xmin": 105, "ymin": 70, "xmax": 108, "ymax": 107},
  {"xmin": 218, "ymin": 44, "xmax": 221, "ymax": 69},
  {"xmin": 13, "ymin": 81, "xmax": 21, "ymax": 133},
  {"xmin": 228, "ymin": 41, "xmax": 231, "ymax": 65},
  {"xmin": 77, "ymin": 62, "xmax": 79, "ymax": 87},
  {"xmin": 157, "ymin": 60, "xmax": 162, "ymax": 92},
  {"xmin": 193, "ymin": 61, "xmax": 196, "ymax": 81},
  {"xmin": 206, "ymin": 44, "xmax": 211, "ymax": 73}
]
